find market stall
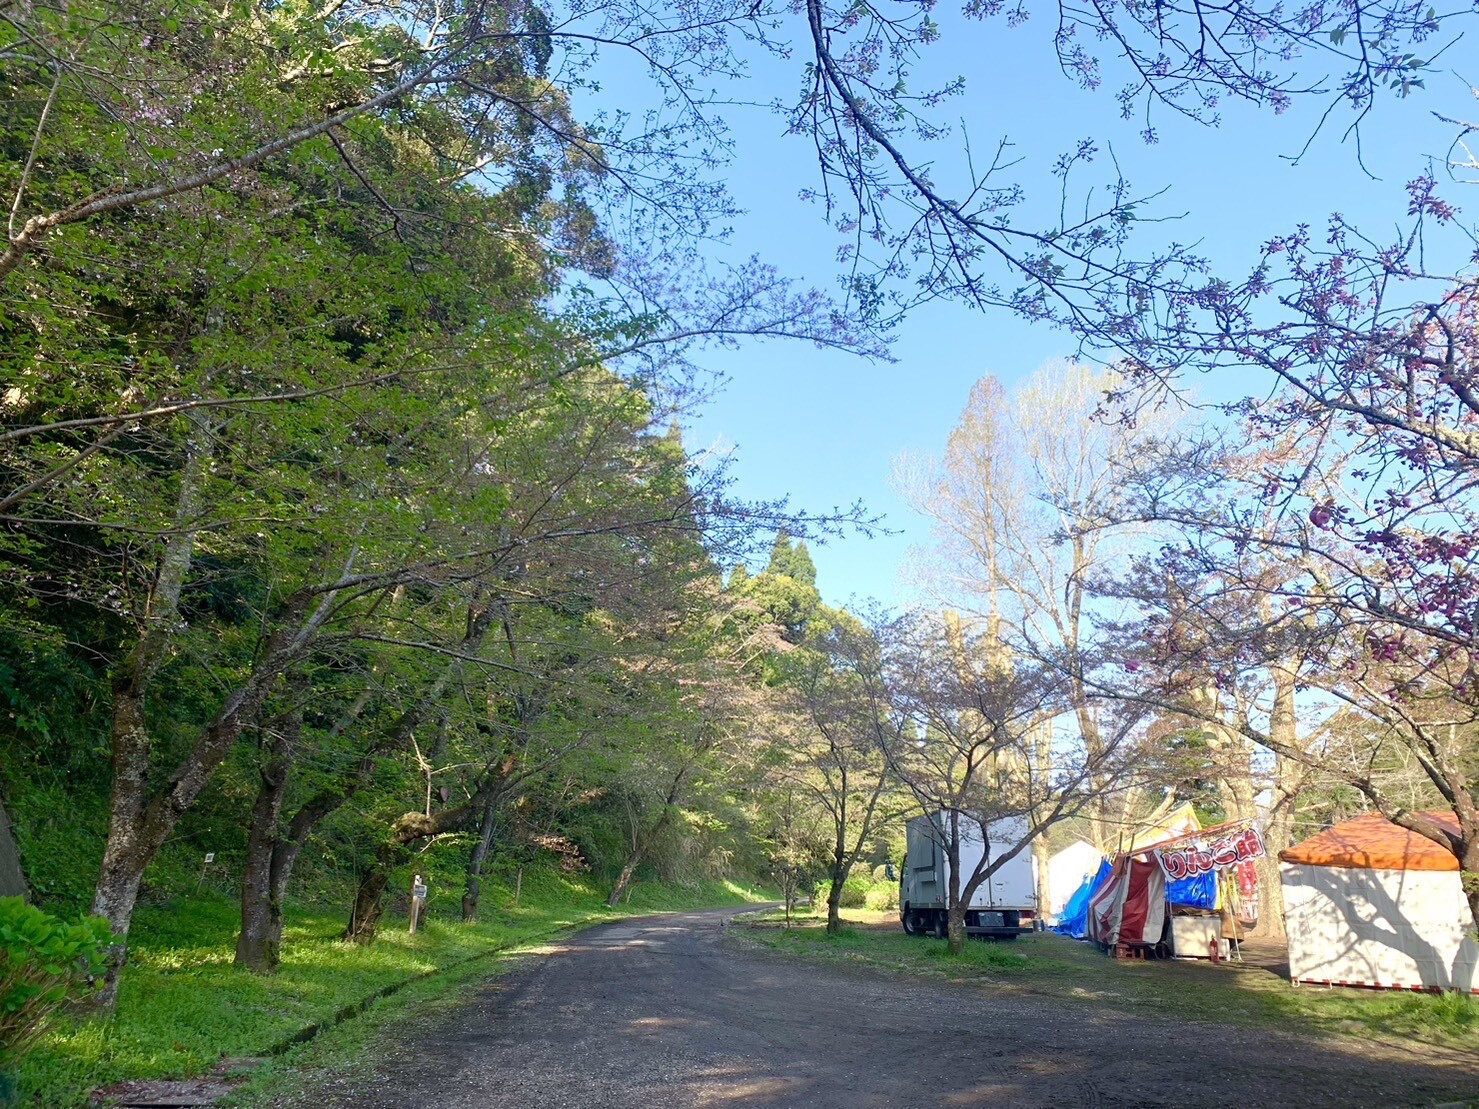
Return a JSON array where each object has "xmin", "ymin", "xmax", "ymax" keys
[{"xmin": 1085, "ymin": 821, "xmax": 1264, "ymax": 959}]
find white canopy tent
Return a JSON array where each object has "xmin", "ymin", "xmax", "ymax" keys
[{"xmin": 1046, "ymin": 839, "xmax": 1102, "ymax": 921}]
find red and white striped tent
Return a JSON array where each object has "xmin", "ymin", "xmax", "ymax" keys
[
  {"xmin": 1085, "ymin": 853, "xmax": 1166, "ymax": 949},
  {"xmin": 1084, "ymin": 804, "xmax": 1200, "ymax": 949},
  {"xmin": 1280, "ymin": 813, "xmax": 1478, "ymax": 992}
]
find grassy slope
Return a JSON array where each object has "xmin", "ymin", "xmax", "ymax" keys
[
  {"xmin": 737, "ymin": 908, "xmax": 1479, "ymax": 1050},
  {"xmin": 17, "ymin": 873, "xmax": 770, "ymax": 1106}
]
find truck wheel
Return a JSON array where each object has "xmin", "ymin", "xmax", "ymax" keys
[
  {"xmin": 933, "ymin": 915, "xmax": 947, "ymax": 939},
  {"xmin": 902, "ymin": 909, "xmax": 920, "ymax": 936}
]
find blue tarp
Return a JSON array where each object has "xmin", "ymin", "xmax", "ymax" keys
[
  {"xmin": 1166, "ymin": 869, "xmax": 1218, "ymax": 909},
  {"xmin": 1053, "ymin": 858, "xmax": 1111, "ymax": 939}
]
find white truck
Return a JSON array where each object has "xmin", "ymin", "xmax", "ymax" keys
[{"xmin": 898, "ymin": 812, "xmax": 1037, "ymax": 939}]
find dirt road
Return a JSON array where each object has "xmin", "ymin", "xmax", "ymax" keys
[{"xmin": 269, "ymin": 907, "xmax": 1479, "ymax": 1108}]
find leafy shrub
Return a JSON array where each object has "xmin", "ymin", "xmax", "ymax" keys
[
  {"xmin": 814, "ymin": 876, "xmax": 865, "ymax": 908},
  {"xmin": 816, "ymin": 873, "xmax": 897, "ymax": 910},
  {"xmin": 0, "ymin": 898, "xmax": 109, "ymax": 1061},
  {"xmin": 4, "ymin": 783, "xmax": 106, "ymax": 918}
]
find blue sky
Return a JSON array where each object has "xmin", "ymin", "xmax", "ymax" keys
[{"xmin": 614, "ymin": 9, "xmax": 1474, "ymax": 607}]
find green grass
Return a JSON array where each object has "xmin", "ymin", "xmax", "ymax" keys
[
  {"xmin": 738, "ymin": 907, "xmax": 1479, "ymax": 1050},
  {"xmin": 222, "ymin": 933, "xmax": 558, "ymax": 1108},
  {"xmin": 14, "ymin": 873, "xmax": 771, "ymax": 1106}
]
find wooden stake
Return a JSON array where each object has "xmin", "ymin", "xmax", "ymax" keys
[{"xmin": 409, "ymin": 873, "xmax": 427, "ymax": 935}]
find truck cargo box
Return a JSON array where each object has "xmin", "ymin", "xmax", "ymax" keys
[{"xmin": 899, "ymin": 812, "xmax": 1037, "ymax": 938}]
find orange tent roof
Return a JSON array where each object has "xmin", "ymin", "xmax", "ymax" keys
[{"xmin": 1279, "ymin": 812, "xmax": 1461, "ymax": 872}]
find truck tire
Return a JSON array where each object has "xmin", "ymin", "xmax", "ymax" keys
[
  {"xmin": 933, "ymin": 914, "xmax": 947, "ymax": 939},
  {"xmin": 902, "ymin": 908, "xmax": 920, "ymax": 936}
]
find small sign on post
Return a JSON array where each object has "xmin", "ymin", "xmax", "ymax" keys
[
  {"xmin": 409, "ymin": 873, "xmax": 428, "ymax": 935},
  {"xmin": 197, "ymin": 852, "xmax": 217, "ymax": 891}
]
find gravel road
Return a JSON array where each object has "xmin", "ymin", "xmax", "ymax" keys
[{"xmin": 270, "ymin": 907, "xmax": 1479, "ymax": 1108}]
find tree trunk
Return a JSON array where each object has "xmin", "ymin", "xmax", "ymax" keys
[
  {"xmin": 947, "ymin": 902, "xmax": 967, "ymax": 954},
  {"xmin": 1032, "ymin": 834, "xmax": 1051, "ymax": 925},
  {"xmin": 606, "ymin": 851, "xmax": 642, "ymax": 909},
  {"xmin": 249, "ymin": 690, "xmax": 377, "ymax": 959},
  {"xmin": 95, "ymin": 638, "xmax": 308, "ymax": 1004},
  {"xmin": 461, "ymin": 872, "xmax": 483, "ymax": 925},
  {"xmin": 1250, "ymin": 664, "xmax": 1303, "ymax": 940},
  {"xmin": 605, "ymin": 765, "xmax": 687, "ymax": 910},
  {"xmin": 236, "ymin": 803, "xmax": 288, "ymax": 971},
  {"xmin": 0, "ymin": 798, "xmax": 29, "ymax": 899},
  {"xmin": 1215, "ymin": 733, "xmax": 1258, "ymax": 825},
  {"xmin": 462, "ymin": 708, "xmax": 534, "ymax": 924},
  {"xmin": 825, "ymin": 877, "xmax": 844, "ymax": 934},
  {"xmin": 235, "ymin": 699, "xmax": 303, "ymax": 971},
  {"xmin": 346, "ymin": 848, "xmax": 395, "ymax": 945},
  {"xmin": 1462, "ymin": 841, "xmax": 1479, "ymax": 946},
  {"xmin": 87, "ymin": 821, "xmax": 152, "ymax": 1013},
  {"xmin": 1252, "ymin": 756, "xmax": 1300, "ymax": 940},
  {"xmin": 462, "ymin": 794, "xmax": 501, "ymax": 923},
  {"xmin": 235, "ymin": 863, "xmax": 281, "ymax": 972},
  {"xmin": 261, "ymin": 833, "xmax": 304, "ymax": 957},
  {"xmin": 87, "ymin": 410, "xmax": 213, "ymax": 1010},
  {"xmin": 91, "ymin": 576, "xmax": 338, "ymax": 1006},
  {"xmin": 1255, "ymin": 804, "xmax": 1292, "ymax": 940},
  {"xmin": 1073, "ymin": 701, "xmax": 1111, "ymax": 852},
  {"xmin": 944, "ymin": 813, "xmax": 966, "ymax": 954},
  {"xmin": 825, "ymin": 824, "xmax": 848, "ymax": 934},
  {"xmin": 90, "ymin": 672, "xmax": 162, "ymax": 1009}
]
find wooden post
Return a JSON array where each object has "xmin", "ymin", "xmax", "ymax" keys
[
  {"xmin": 409, "ymin": 873, "xmax": 427, "ymax": 935},
  {"xmin": 513, "ymin": 867, "xmax": 523, "ymax": 906}
]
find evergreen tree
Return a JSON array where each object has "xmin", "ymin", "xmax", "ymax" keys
[
  {"xmin": 764, "ymin": 530, "xmax": 817, "ymax": 588},
  {"xmin": 766, "ymin": 530, "xmax": 796, "ymax": 577},
  {"xmin": 788, "ymin": 542, "xmax": 818, "ymax": 589}
]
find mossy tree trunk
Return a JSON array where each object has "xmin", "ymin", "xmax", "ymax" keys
[{"xmin": 235, "ymin": 697, "xmax": 304, "ymax": 972}]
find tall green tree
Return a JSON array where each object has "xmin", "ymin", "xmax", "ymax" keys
[{"xmin": 770, "ymin": 606, "xmax": 905, "ymax": 933}]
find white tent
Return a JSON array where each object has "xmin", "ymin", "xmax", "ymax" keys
[
  {"xmin": 1280, "ymin": 813, "xmax": 1479, "ymax": 992},
  {"xmin": 1046, "ymin": 839, "xmax": 1102, "ymax": 920}
]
